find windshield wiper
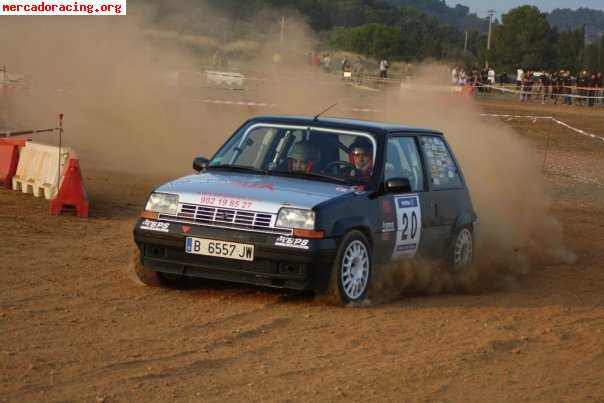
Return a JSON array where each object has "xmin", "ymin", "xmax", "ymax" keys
[
  {"xmin": 206, "ymin": 164, "xmax": 267, "ymax": 175},
  {"xmin": 270, "ymin": 170, "xmax": 350, "ymax": 184}
]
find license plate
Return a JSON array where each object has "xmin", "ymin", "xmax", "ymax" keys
[{"xmin": 185, "ymin": 237, "xmax": 254, "ymax": 261}]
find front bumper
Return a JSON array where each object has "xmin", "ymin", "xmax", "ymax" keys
[{"xmin": 133, "ymin": 218, "xmax": 337, "ymax": 291}]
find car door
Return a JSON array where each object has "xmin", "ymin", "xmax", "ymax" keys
[
  {"xmin": 416, "ymin": 135, "xmax": 467, "ymax": 259},
  {"xmin": 376, "ymin": 134, "xmax": 431, "ymax": 261}
]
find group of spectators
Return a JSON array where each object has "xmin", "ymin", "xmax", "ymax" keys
[
  {"xmin": 307, "ymin": 52, "xmax": 396, "ymax": 84},
  {"xmin": 451, "ymin": 67, "xmax": 496, "ymax": 88},
  {"xmin": 515, "ymin": 69, "xmax": 603, "ymax": 107},
  {"xmin": 451, "ymin": 65, "xmax": 603, "ymax": 107}
]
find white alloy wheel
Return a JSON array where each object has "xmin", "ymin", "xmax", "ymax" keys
[
  {"xmin": 453, "ymin": 228, "xmax": 473, "ymax": 269},
  {"xmin": 340, "ymin": 240, "xmax": 370, "ymax": 300}
]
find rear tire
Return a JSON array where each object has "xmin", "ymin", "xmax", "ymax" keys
[
  {"xmin": 328, "ymin": 230, "xmax": 373, "ymax": 305},
  {"xmin": 447, "ymin": 226, "xmax": 478, "ymax": 292}
]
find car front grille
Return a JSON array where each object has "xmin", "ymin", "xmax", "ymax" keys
[{"xmin": 160, "ymin": 203, "xmax": 292, "ymax": 235}]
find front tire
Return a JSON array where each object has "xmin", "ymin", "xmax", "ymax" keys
[
  {"xmin": 128, "ymin": 247, "xmax": 184, "ymax": 287},
  {"xmin": 329, "ymin": 230, "xmax": 373, "ymax": 304}
]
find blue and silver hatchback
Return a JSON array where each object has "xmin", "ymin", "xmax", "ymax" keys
[{"xmin": 132, "ymin": 115, "xmax": 477, "ymax": 304}]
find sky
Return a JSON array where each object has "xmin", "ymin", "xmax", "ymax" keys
[{"xmin": 444, "ymin": 0, "xmax": 604, "ymax": 18}]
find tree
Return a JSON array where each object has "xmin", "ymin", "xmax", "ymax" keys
[
  {"xmin": 553, "ymin": 26, "xmax": 585, "ymax": 71},
  {"xmin": 330, "ymin": 23, "xmax": 402, "ymax": 59},
  {"xmin": 599, "ymin": 34, "xmax": 604, "ymax": 72},
  {"xmin": 490, "ymin": 6, "xmax": 553, "ymax": 71}
]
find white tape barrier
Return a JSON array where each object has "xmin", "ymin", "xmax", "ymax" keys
[
  {"xmin": 480, "ymin": 114, "xmax": 604, "ymax": 143},
  {"xmin": 12, "ymin": 142, "xmax": 71, "ymax": 199},
  {"xmin": 400, "ymin": 83, "xmax": 462, "ymax": 93},
  {"xmin": 479, "ymin": 84, "xmax": 604, "ymax": 100},
  {"xmin": 551, "ymin": 118, "xmax": 604, "ymax": 143},
  {"xmin": 187, "ymin": 98, "xmax": 278, "ymax": 108},
  {"xmin": 479, "ymin": 113, "xmax": 553, "ymax": 123}
]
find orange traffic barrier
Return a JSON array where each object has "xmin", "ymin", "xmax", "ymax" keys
[
  {"xmin": 0, "ymin": 138, "xmax": 27, "ymax": 189},
  {"xmin": 0, "ymin": 143, "xmax": 19, "ymax": 189},
  {"xmin": 50, "ymin": 158, "xmax": 89, "ymax": 218}
]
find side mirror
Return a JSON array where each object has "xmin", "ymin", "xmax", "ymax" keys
[
  {"xmin": 385, "ymin": 177, "xmax": 412, "ymax": 194},
  {"xmin": 193, "ymin": 156, "xmax": 209, "ymax": 172}
]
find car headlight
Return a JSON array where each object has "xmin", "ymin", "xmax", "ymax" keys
[
  {"xmin": 276, "ymin": 208, "xmax": 315, "ymax": 230},
  {"xmin": 145, "ymin": 193, "xmax": 179, "ymax": 215}
]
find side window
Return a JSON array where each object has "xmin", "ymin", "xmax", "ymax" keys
[
  {"xmin": 419, "ymin": 136, "xmax": 462, "ymax": 189},
  {"xmin": 385, "ymin": 137, "xmax": 424, "ymax": 192}
]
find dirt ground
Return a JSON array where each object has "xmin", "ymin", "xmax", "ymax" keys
[{"xmin": 1, "ymin": 95, "xmax": 604, "ymax": 402}]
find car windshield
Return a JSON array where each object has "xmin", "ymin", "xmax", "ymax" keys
[{"xmin": 208, "ymin": 123, "xmax": 377, "ymax": 184}]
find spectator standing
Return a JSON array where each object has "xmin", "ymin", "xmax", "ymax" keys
[
  {"xmin": 534, "ymin": 73, "xmax": 545, "ymax": 104},
  {"xmin": 563, "ymin": 70, "xmax": 573, "ymax": 105},
  {"xmin": 341, "ymin": 58, "xmax": 351, "ymax": 82},
  {"xmin": 322, "ymin": 53, "xmax": 332, "ymax": 73},
  {"xmin": 553, "ymin": 70, "xmax": 564, "ymax": 104},
  {"xmin": 379, "ymin": 58, "xmax": 389, "ymax": 79},
  {"xmin": 479, "ymin": 68, "xmax": 488, "ymax": 92},
  {"xmin": 577, "ymin": 70, "xmax": 586, "ymax": 106},
  {"xmin": 516, "ymin": 67, "xmax": 524, "ymax": 90},
  {"xmin": 588, "ymin": 73, "xmax": 596, "ymax": 107},
  {"xmin": 451, "ymin": 66, "xmax": 458, "ymax": 85},
  {"xmin": 596, "ymin": 72, "xmax": 603, "ymax": 105},
  {"xmin": 488, "ymin": 67, "xmax": 496, "ymax": 86},
  {"xmin": 526, "ymin": 70, "xmax": 534, "ymax": 102},
  {"xmin": 542, "ymin": 72, "xmax": 551, "ymax": 101},
  {"xmin": 459, "ymin": 69, "xmax": 467, "ymax": 86},
  {"xmin": 520, "ymin": 71, "xmax": 531, "ymax": 102}
]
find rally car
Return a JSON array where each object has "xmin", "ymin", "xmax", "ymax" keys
[{"xmin": 131, "ymin": 115, "xmax": 477, "ymax": 304}]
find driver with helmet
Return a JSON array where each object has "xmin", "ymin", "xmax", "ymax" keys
[
  {"xmin": 349, "ymin": 138, "xmax": 373, "ymax": 180},
  {"xmin": 287, "ymin": 141, "xmax": 321, "ymax": 173}
]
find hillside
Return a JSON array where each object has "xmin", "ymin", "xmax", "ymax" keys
[
  {"xmin": 548, "ymin": 7, "xmax": 604, "ymax": 43},
  {"xmin": 387, "ymin": 0, "xmax": 489, "ymax": 32}
]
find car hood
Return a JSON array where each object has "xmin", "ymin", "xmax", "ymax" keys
[{"xmin": 155, "ymin": 171, "xmax": 359, "ymax": 214}]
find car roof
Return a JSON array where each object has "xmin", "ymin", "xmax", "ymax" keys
[{"xmin": 247, "ymin": 115, "xmax": 443, "ymax": 136}]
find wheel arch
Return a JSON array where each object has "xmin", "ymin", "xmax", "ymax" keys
[
  {"xmin": 453, "ymin": 211, "xmax": 475, "ymax": 234},
  {"xmin": 331, "ymin": 216, "xmax": 374, "ymax": 248}
]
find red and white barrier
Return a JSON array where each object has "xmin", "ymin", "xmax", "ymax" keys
[
  {"xmin": 1, "ymin": 114, "xmax": 90, "ymax": 218},
  {"xmin": 204, "ymin": 70, "xmax": 245, "ymax": 87},
  {"xmin": 12, "ymin": 142, "xmax": 71, "ymax": 199},
  {"xmin": 6, "ymin": 141, "xmax": 90, "ymax": 217}
]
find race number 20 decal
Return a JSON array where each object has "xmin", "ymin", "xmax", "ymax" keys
[{"xmin": 392, "ymin": 195, "xmax": 422, "ymax": 259}]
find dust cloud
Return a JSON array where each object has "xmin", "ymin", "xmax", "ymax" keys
[
  {"xmin": 0, "ymin": 4, "xmax": 336, "ymax": 178},
  {"xmin": 367, "ymin": 64, "xmax": 576, "ymax": 300}
]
